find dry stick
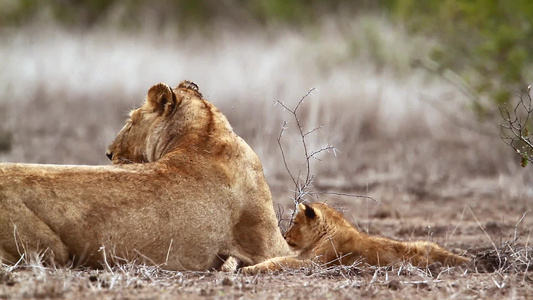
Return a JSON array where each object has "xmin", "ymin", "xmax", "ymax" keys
[
  {"xmin": 277, "ymin": 88, "xmax": 316, "ymax": 187},
  {"xmin": 447, "ymin": 205, "xmax": 467, "ymax": 247},
  {"xmin": 277, "ymin": 120, "xmax": 297, "ymax": 189},
  {"xmin": 503, "ymin": 212, "xmax": 532, "ymax": 278},
  {"xmin": 500, "ymin": 86, "xmax": 533, "ymax": 164},
  {"xmin": 310, "ymin": 191, "xmax": 379, "ymax": 204},
  {"xmin": 326, "ymin": 236, "xmax": 342, "ymax": 266},
  {"xmin": 8, "ymin": 254, "xmax": 25, "ymax": 272},
  {"xmin": 98, "ymin": 246, "xmax": 115, "ymax": 275},
  {"xmin": 523, "ymin": 232, "xmax": 531, "ymax": 284},
  {"xmin": 468, "ymin": 207, "xmax": 502, "ymax": 269},
  {"xmin": 513, "ymin": 211, "xmax": 529, "ymax": 243},
  {"xmin": 11, "ymin": 225, "xmax": 19, "ymax": 256},
  {"xmin": 278, "ymin": 88, "xmax": 338, "ymax": 205},
  {"xmin": 276, "ymin": 88, "xmax": 378, "ymax": 228},
  {"xmin": 164, "ymin": 239, "xmax": 173, "ymax": 266}
]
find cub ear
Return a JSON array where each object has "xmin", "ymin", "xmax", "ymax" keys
[
  {"xmin": 147, "ymin": 83, "xmax": 179, "ymax": 115},
  {"xmin": 177, "ymin": 80, "xmax": 199, "ymax": 91},
  {"xmin": 176, "ymin": 80, "xmax": 203, "ymax": 97},
  {"xmin": 299, "ymin": 203, "xmax": 316, "ymax": 219}
]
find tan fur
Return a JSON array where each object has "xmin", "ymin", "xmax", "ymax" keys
[
  {"xmin": 0, "ymin": 81, "xmax": 291, "ymax": 270},
  {"xmin": 242, "ymin": 202, "xmax": 469, "ymax": 274}
]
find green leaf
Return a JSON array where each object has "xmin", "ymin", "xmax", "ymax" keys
[{"xmin": 521, "ymin": 155, "xmax": 528, "ymax": 168}]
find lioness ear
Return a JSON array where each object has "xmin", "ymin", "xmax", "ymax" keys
[
  {"xmin": 302, "ymin": 203, "xmax": 316, "ymax": 219},
  {"xmin": 147, "ymin": 83, "xmax": 178, "ymax": 115}
]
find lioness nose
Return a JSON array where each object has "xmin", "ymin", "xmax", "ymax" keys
[{"xmin": 105, "ymin": 150, "xmax": 113, "ymax": 160}]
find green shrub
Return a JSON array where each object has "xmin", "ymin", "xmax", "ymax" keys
[
  {"xmin": 391, "ymin": 0, "xmax": 533, "ymax": 113},
  {"xmin": 0, "ymin": 130, "xmax": 12, "ymax": 153}
]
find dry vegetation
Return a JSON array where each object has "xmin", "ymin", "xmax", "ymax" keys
[
  {"xmin": 1, "ymin": 16, "xmax": 532, "ymax": 299},
  {"xmin": 1, "ymin": 244, "xmax": 532, "ymax": 299}
]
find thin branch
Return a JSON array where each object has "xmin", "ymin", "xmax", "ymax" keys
[
  {"xmin": 499, "ymin": 85, "xmax": 533, "ymax": 167},
  {"xmin": 309, "ymin": 191, "xmax": 380, "ymax": 205},
  {"xmin": 303, "ymin": 125, "xmax": 324, "ymax": 137},
  {"xmin": 276, "ymin": 88, "xmax": 378, "ymax": 230},
  {"xmin": 468, "ymin": 207, "xmax": 502, "ymax": 269},
  {"xmin": 277, "ymin": 120, "xmax": 297, "ymax": 188},
  {"xmin": 308, "ymin": 145, "xmax": 337, "ymax": 162},
  {"xmin": 277, "ymin": 88, "xmax": 316, "ymax": 189}
]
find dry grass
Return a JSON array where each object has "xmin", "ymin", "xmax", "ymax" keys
[
  {"xmin": 1, "ymin": 15, "xmax": 532, "ymax": 299},
  {"xmin": 1, "ymin": 239, "xmax": 531, "ymax": 299}
]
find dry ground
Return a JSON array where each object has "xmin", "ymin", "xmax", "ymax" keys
[
  {"xmin": 1, "ymin": 144, "xmax": 531, "ymax": 299},
  {"xmin": 1, "ymin": 182, "xmax": 531, "ymax": 299},
  {"xmin": 1, "ymin": 19, "xmax": 532, "ymax": 299}
]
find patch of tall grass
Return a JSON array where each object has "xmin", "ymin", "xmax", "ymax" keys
[{"xmin": 0, "ymin": 16, "xmax": 530, "ymax": 200}]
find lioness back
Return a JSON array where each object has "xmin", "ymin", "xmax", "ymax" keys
[
  {"xmin": 243, "ymin": 202, "xmax": 469, "ymax": 274},
  {"xmin": 1, "ymin": 81, "xmax": 290, "ymax": 270}
]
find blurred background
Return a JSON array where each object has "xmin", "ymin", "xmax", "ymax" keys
[{"xmin": 0, "ymin": 0, "xmax": 532, "ymax": 221}]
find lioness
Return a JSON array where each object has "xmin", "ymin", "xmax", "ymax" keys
[
  {"xmin": 243, "ymin": 202, "xmax": 469, "ymax": 274},
  {"xmin": 0, "ymin": 81, "xmax": 291, "ymax": 270}
]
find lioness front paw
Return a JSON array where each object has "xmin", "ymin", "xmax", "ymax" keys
[{"xmin": 220, "ymin": 256, "xmax": 239, "ymax": 272}]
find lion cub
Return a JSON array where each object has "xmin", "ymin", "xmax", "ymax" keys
[{"xmin": 243, "ymin": 202, "xmax": 469, "ymax": 274}]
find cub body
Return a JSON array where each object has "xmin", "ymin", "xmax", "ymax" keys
[
  {"xmin": 0, "ymin": 81, "xmax": 291, "ymax": 270},
  {"xmin": 243, "ymin": 202, "xmax": 469, "ymax": 274}
]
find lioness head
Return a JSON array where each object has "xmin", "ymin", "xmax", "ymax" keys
[
  {"xmin": 284, "ymin": 203, "xmax": 328, "ymax": 250},
  {"xmin": 106, "ymin": 80, "xmax": 210, "ymax": 164}
]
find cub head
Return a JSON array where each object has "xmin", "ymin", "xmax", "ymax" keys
[
  {"xmin": 106, "ymin": 80, "xmax": 204, "ymax": 164},
  {"xmin": 284, "ymin": 203, "xmax": 326, "ymax": 251}
]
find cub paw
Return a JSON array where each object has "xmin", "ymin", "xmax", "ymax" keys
[
  {"xmin": 241, "ymin": 266, "xmax": 259, "ymax": 275},
  {"xmin": 242, "ymin": 261, "xmax": 277, "ymax": 275}
]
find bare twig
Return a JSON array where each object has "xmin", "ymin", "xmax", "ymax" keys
[
  {"xmin": 277, "ymin": 120, "xmax": 297, "ymax": 188},
  {"xmin": 164, "ymin": 239, "xmax": 173, "ymax": 265},
  {"xmin": 309, "ymin": 191, "xmax": 379, "ymax": 204},
  {"xmin": 499, "ymin": 85, "xmax": 533, "ymax": 167},
  {"xmin": 447, "ymin": 205, "xmax": 467, "ymax": 246},
  {"xmin": 276, "ymin": 88, "xmax": 377, "ymax": 229},
  {"xmin": 468, "ymin": 207, "xmax": 502, "ymax": 269},
  {"xmin": 276, "ymin": 88, "xmax": 317, "ymax": 192},
  {"xmin": 98, "ymin": 246, "xmax": 115, "ymax": 274}
]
